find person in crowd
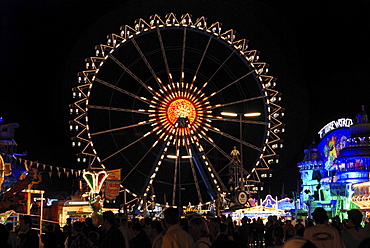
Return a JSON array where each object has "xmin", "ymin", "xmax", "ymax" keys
[
  {"xmin": 130, "ymin": 222, "xmax": 151, "ymax": 248},
  {"xmin": 5, "ymin": 223, "xmax": 18, "ymax": 248},
  {"xmin": 331, "ymin": 215, "xmax": 344, "ymax": 233},
  {"xmin": 18, "ymin": 215, "xmax": 39, "ymax": 248},
  {"xmin": 306, "ymin": 219, "xmax": 314, "ymax": 228},
  {"xmin": 341, "ymin": 209, "xmax": 370, "ymax": 248},
  {"xmin": 188, "ymin": 217, "xmax": 212, "ymax": 248},
  {"xmin": 64, "ymin": 218, "xmax": 72, "ymax": 233},
  {"xmin": 225, "ymin": 215, "xmax": 235, "ymax": 238},
  {"xmin": 256, "ymin": 217, "xmax": 265, "ymax": 246},
  {"xmin": 88, "ymin": 231, "xmax": 100, "ymax": 248},
  {"xmin": 161, "ymin": 207, "xmax": 194, "ymax": 248},
  {"xmin": 143, "ymin": 217, "xmax": 153, "ymax": 241},
  {"xmin": 42, "ymin": 223, "xmax": 58, "ymax": 248},
  {"xmin": 180, "ymin": 217, "xmax": 190, "ymax": 232},
  {"xmin": 53, "ymin": 223, "xmax": 64, "ymax": 248},
  {"xmin": 267, "ymin": 226, "xmax": 285, "ymax": 248},
  {"xmin": 283, "ymin": 237, "xmax": 317, "ymax": 248},
  {"xmin": 208, "ymin": 218, "xmax": 221, "ymax": 244},
  {"xmin": 211, "ymin": 223, "xmax": 240, "ymax": 248},
  {"xmin": 265, "ymin": 215, "xmax": 278, "ymax": 247},
  {"xmin": 283, "ymin": 220, "xmax": 295, "ymax": 241},
  {"xmin": 303, "ymin": 207, "xmax": 345, "ymax": 248},
  {"xmin": 235, "ymin": 217, "xmax": 248, "ymax": 246},
  {"xmin": 61, "ymin": 225, "xmax": 72, "ymax": 248},
  {"xmin": 69, "ymin": 221, "xmax": 90, "ymax": 248},
  {"xmin": 119, "ymin": 217, "xmax": 132, "ymax": 248},
  {"xmin": 0, "ymin": 223, "xmax": 11, "ymax": 248},
  {"xmin": 150, "ymin": 220, "xmax": 164, "ymax": 248},
  {"xmin": 100, "ymin": 210, "xmax": 126, "ymax": 248},
  {"xmin": 249, "ymin": 218, "xmax": 258, "ymax": 246},
  {"xmin": 118, "ymin": 217, "xmax": 134, "ymax": 248},
  {"xmin": 83, "ymin": 217, "xmax": 100, "ymax": 238},
  {"xmin": 294, "ymin": 219, "xmax": 305, "ymax": 236},
  {"xmin": 359, "ymin": 237, "xmax": 370, "ymax": 248}
]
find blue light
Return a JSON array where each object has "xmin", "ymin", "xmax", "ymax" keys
[{"xmin": 317, "ymin": 128, "xmax": 350, "ymax": 170}]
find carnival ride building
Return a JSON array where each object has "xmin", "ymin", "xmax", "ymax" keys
[{"xmin": 298, "ymin": 108, "xmax": 370, "ymax": 218}]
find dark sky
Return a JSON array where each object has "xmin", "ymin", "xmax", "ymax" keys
[{"xmin": 1, "ymin": 0, "xmax": 370, "ymax": 198}]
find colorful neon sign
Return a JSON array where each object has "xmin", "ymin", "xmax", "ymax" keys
[
  {"xmin": 83, "ymin": 170, "xmax": 108, "ymax": 194},
  {"xmin": 317, "ymin": 128, "xmax": 350, "ymax": 170},
  {"xmin": 318, "ymin": 118, "xmax": 353, "ymax": 139}
]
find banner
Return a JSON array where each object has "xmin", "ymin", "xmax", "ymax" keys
[{"xmin": 104, "ymin": 169, "xmax": 122, "ymax": 200}]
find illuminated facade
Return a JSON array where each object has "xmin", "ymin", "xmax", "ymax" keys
[{"xmin": 298, "ymin": 109, "xmax": 370, "ymax": 217}]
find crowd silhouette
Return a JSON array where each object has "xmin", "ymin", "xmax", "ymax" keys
[{"xmin": 2, "ymin": 207, "xmax": 370, "ymax": 248}]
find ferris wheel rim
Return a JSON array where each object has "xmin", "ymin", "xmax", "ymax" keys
[{"xmin": 70, "ymin": 13, "xmax": 283, "ymax": 207}]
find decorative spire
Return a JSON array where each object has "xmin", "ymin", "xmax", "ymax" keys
[{"xmin": 356, "ymin": 105, "xmax": 368, "ymax": 124}]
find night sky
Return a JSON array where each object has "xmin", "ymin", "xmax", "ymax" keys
[{"xmin": 1, "ymin": 0, "xmax": 370, "ymax": 199}]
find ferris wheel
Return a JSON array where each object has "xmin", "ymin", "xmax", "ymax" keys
[{"xmin": 69, "ymin": 13, "xmax": 284, "ymax": 208}]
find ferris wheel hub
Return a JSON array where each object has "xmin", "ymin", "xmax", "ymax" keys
[
  {"xmin": 167, "ymin": 98, "xmax": 196, "ymax": 125},
  {"xmin": 148, "ymin": 81, "xmax": 211, "ymax": 143}
]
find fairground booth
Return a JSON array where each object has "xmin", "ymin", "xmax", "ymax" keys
[{"xmin": 297, "ymin": 108, "xmax": 370, "ymax": 219}]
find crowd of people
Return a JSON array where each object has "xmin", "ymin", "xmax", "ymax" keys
[{"xmin": 1, "ymin": 207, "xmax": 370, "ymax": 248}]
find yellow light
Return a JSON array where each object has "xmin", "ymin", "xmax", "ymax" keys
[
  {"xmin": 220, "ymin": 112, "xmax": 237, "ymax": 117},
  {"xmin": 167, "ymin": 155, "xmax": 178, "ymax": 159},
  {"xmin": 244, "ymin": 112, "xmax": 261, "ymax": 117}
]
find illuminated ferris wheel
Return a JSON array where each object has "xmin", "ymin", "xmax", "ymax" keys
[{"xmin": 69, "ymin": 13, "xmax": 284, "ymax": 208}]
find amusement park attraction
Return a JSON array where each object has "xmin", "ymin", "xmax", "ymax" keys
[
  {"xmin": 68, "ymin": 12, "xmax": 284, "ymax": 215},
  {"xmin": 297, "ymin": 107, "xmax": 370, "ymax": 219},
  {"xmin": 0, "ymin": 13, "xmax": 284, "ymax": 224}
]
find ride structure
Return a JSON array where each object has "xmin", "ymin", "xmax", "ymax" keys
[
  {"xmin": 69, "ymin": 13, "xmax": 284, "ymax": 214},
  {"xmin": 298, "ymin": 107, "xmax": 370, "ymax": 218}
]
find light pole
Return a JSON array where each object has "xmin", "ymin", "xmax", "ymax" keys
[{"xmin": 220, "ymin": 112, "xmax": 261, "ymax": 197}]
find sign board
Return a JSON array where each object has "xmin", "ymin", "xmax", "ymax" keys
[
  {"xmin": 104, "ymin": 169, "xmax": 122, "ymax": 201},
  {"xmin": 318, "ymin": 118, "xmax": 352, "ymax": 139},
  {"xmin": 237, "ymin": 191, "xmax": 248, "ymax": 205}
]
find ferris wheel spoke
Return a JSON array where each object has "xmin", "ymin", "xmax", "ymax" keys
[
  {"xmin": 197, "ymin": 137, "xmax": 232, "ymax": 185},
  {"xmin": 87, "ymin": 105, "xmax": 150, "ymax": 114},
  {"xmin": 203, "ymin": 137, "xmax": 232, "ymax": 162},
  {"xmin": 121, "ymin": 142, "xmax": 156, "ymax": 184},
  {"xmin": 211, "ymin": 70, "xmax": 255, "ymax": 97},
  {"xmin": 191, "ymin": 142, "xmax": 226, "ymax": 194},
  {"xmin": 156, "ymin": 28, "xmax": 172, "ymax": 83},
  {"xmin": 210, "ymin": 116, "xmax": 268, "ymax": 126},
  {"xmin": 185, "ymin": 145, "xmax": 204, "ymax": 204},
  {"xmin": 131, "ymin": 38, "xmax": 164, "ymax": 89},
  {"xmin": 108, "ymin": 53, "xmax": 154, "ymax": 95},
  {"xmin": 94, "ymin": 78, "xmax": 150, "ymax": 104},
  {"xmin": 204, "ymin": 49, "xmax": 237, "ymax": 88},
  {"xmin": 180, "ymin": 27, "xmax": 186, "ymax": 81},
  {"xmin": 208, "ymin": 128, "xmax": 262, "ymax": 152},
  {"xmin": 90, "ymin": 121, "xmax": 151, "ymax": 136},
  {"xmin": 192, "ymin": 34, "xmax": 213, "ymax": 84},
  {"xmin": 172, "ymin": 145, "xmax": 179, "ymax": 206},
  {"xmin": 100, "ymin": 134, "xmax": 148, "ymax": 163},
  {"xmin": 192, "ymin": 139, "xmax": 232, "ymax": 188},
  {"xmin": 140, "ymin": 141, "xmax": 169, "ymax": 200},
  {"xmin": 210, "ymin": 95, "xmax": 266, "ymax": 109}
]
